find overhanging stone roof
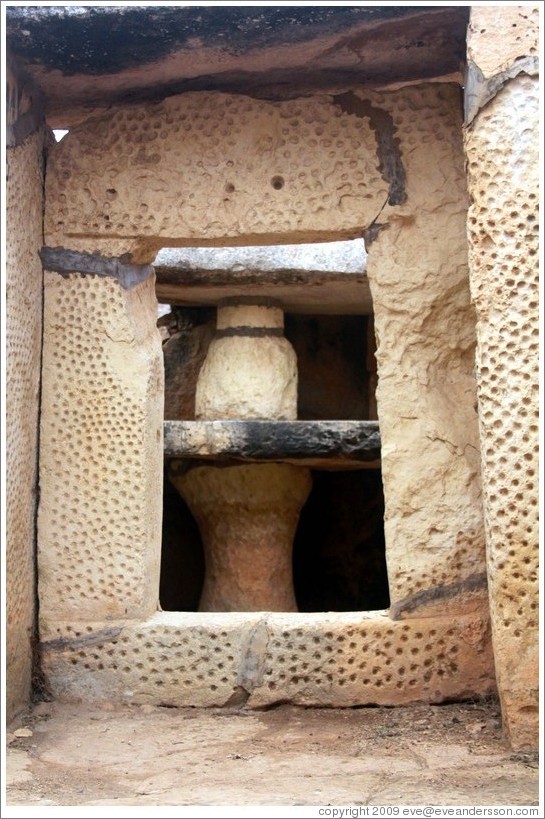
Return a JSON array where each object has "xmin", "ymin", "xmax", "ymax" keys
[{"xmin": 6, "ymin": 5, "xmax": 468, "ymax": 126}]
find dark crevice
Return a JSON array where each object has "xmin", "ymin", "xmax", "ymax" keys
[
  {"xmin": 31, "ymin": 124, "xmax": 52, "ymax": 704},
  {"xmin": 333, "ymin": 92, "xmax": 407, "ymax": 206},
  {"xmin": 39, "ymin": 247, "xmax": 154, "ymax": 289}
]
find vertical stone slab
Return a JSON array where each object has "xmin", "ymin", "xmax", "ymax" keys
[
  {"xmin": 6, "ymin": 124, "xmax": 45, "ymax": 719},
  {"xmin": 365, "ymin": 84, "xmax": 486, "ymax": 620},
  {"xmin": 464, "ymin": 7, "xmax": 539, "ymax": 750},
  {"xmin": 38, "ymin": 253, "xmax": 164, "ymax": 629}
]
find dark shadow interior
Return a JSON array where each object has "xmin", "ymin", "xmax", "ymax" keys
[{"xmin": 159, "ymin": 301, "xmax": 387, "ymax": 613}]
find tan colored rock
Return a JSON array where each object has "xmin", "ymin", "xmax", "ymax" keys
[
  {"xmin": 195, "ymin": 303, "xmax": 298, "ymax": 420},
  {"xmin": 170, "ymin": 463, "xmax": 312, "ymax": 611},
  {"xmin": 467, "ymin": 5, "xmax": 539, "ymax": 77},
  {"xmin": 362, "ymin": 84, "xmax": 486, "ymax": 617},
  {"xmin": 44, "ymin": 91, "xmax": 386, "ymax": 258},
  {"xmin": 40, "ymin": 611, "xmax": 496, "ymax": 708},
  {"xmin": 6, "ymin": 126, "xmax": 45, "ymax": 721},
  {"xmin": 38, "ymin": 83, "xmax": 491, "ymax": 711},
  {"xmin": 38, "ymin": 270, "xmax": 164, "ymax": 623},
  {"xmin": 464, "ymin": 73, "xmax": 539, "ymax": 751}
]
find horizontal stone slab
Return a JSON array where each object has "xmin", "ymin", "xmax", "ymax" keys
[
  {"xmin": 154, "ymin": 240, "xmax": 367, "ymax": 275},
  {"xmin": 164, "ymin": 419, "xmax": 381, "ymax": 470},
  {"xmin": 154, "ymin": 241, "xmax": 372, "ymax": 314},
  {"xmin": 40, "ymin": 610, "xmax": 495, "ymax": 708}
]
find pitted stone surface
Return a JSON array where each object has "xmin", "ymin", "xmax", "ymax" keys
[
  {"xmin": 40, "ymin": 612, "xmax": 496, "ymax": 708},
  {"xmin": 467, "ymin": 5, "xmax": 539, "ymax": 78},
  {"xmin": 6, "ymin": 128, "xmax": 45, "ymax": 719},
  {"xmin": 39, "ymin": 271, "xmax": 164, "ymax": 623},
  {"xmin": 465, "ymin": 72, "xmax": 539, "ymax": 750},
  {"xmin": 44, "ymin": 91, "xmax": 387, "ymax": 257}
]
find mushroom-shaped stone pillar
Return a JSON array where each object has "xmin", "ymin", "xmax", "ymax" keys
[{"xmin": 170, "ymin": 298, "xmax": 312, "ymax": 612}]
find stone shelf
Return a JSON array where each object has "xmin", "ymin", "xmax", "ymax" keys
[
  {"xmin": 153, "ymin": 241, "xmax": 372, "ymax": 315},
  {"xmin": 164, "ymin": 420, "xmax": 381, "ymax": 471}
]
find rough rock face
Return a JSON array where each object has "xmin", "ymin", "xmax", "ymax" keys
[
  {"xmin": 162, "ymin": 308, "xmax": 216, "ymax": 420},
  {"xmin": 155, "ymin": 240, "xmax": 367, "ymax": 276},
  {"xmin": 163, "ymin": 420, "xmax": 381, "ymax": 467},
  {"xmin": 464, "ymin": 7, "xmax": 539, "ymax": 751},
  {"xmin": 154, "ymin": 241, "xmax": 371, "ymax": 315},
  {"xmin": 364, "ymin": 84, "xmax": 486, "ymax": 620},
  {"xmin": 5, "ymin": 6, "xmax": 468, "ymax": 124},
  {"xmin": 195, "ymin": 303, "xmax": 298, "ymax": 421}
]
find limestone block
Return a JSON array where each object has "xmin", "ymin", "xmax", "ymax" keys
[
  {"xmin": 195, "ymin": 303, "xmax": 298, "ymax": 420},
  {"xmin": 361, "ymin": 84, "xmax": 486, "ymax": 617},
  {"xmin": 6, "ymin": 128, "xmax": 45, "ymax": 719},
  {"xmin": 171, "ymin": 463, "xmax": 312, "ymax": 612},
  {"xmin": 465, "ymin": 74, "xmax": 539, "ymax": 750},
  {"xmin": 44, "ymin": 91, "xmax": 386, "ymax": 257},
  {"xmin": 38, "ymin": 268, "xmax": 164, "ymax": 624},
  {"xmin": 164, "ymin": 419, "xmax": 381, "ymax": 468},
  {"xmin": 154, "ymin": 239, "xmax": 367, "ymax": 276},
  {"xmin": 40, "ymin": 611, "xmax": 496, "ymax": 708},
  {"xmin": 467, "ymin": 5, "xmax": 539, "ymax": 78}
]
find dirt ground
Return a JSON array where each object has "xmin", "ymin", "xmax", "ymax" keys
[{"xmin": 5, "ymin": 698, "xmax": 539, "ymax": 808}]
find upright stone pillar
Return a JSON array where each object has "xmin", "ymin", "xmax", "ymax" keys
[
  {"xmin": 464, "ymin": 5, "xmax": 539, "ymax": 750},
  {"xmin": 172, "ymin": 299, "xmax": 311, "ymax": 611},
  {"xmin": 364, "ymin": 84, "xmax": 486, "ymax": 622},
  {"xmin": 38, "ymin": 249, "xmax": 164, "ymax": 630}
]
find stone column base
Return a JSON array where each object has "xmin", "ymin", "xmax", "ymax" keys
[{"xmin": 170, "ymin": 462, "xmax": 312, "ymax": 612}]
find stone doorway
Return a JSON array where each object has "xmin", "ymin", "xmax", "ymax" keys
[
  {"xmin": 37, "ymin": 83, "xmax": 495, "ymax": 709},
  {"xmin": 156, "ymin": 240, "xmax": 388, "ymax": 616}
]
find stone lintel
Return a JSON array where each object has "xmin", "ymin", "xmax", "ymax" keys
[
  {"xmin": 164, "ymin": 420, "xmax": 381, "ymax": 470},
  {"xmin": 39, "ymin": 246, "xmax": 154, "ymax": 289}
]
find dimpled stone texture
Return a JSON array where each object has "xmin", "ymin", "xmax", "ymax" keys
[
  {"xmin": 6, "ymin": 128, "xmax": 45, "ymax": 719},
  {"xmin": 39, "ymin": 271, "xmax": 164, "ymax": 624},
  {"xmin": 468, "ymin": 5, "xmax": 539, "ymax": 78},
  {"xmin": 40, "ymin": 612, "xmax": 495, "ymax": 707},
  {"xmin": 171, "ymin": 463, "xmax": 312, "ymax": 611},
  {"xmin": 44, "ymin": 92, "xmax": 386, "ymax": 255},
  {"xmin": 361, "ymin": 84, "xmax": 486, "ymax": 617},
  {"xmin": 465, "ymin": 73, "xmax": 539, "ymax": 750}
]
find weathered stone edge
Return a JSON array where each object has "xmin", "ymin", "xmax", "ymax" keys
[
  {"xmin": 163, "ymin": 419, "xmax": 381, "ymax": 462},
  {"xmin": 39, "ymin": 246, "xmax": 154, "ymax": 289},
  {"xmin": 464, "ymin": 55, "xmax": 539, "ymax": 125}
]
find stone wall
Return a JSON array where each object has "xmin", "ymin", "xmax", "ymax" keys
[
  {"xmin": 6, "ymin": 63, "xmax": 45, "ymax": 719},
  {"xmin": 39, "ymin": 83, "xmax": 492, "ymax": 706},
  {"xmin": 44, "ymin": 92, "xmax": 388, "ymax": 260},
  {"xmin": 464, "ymin": 4, "xmax": 540, "ymax": 751}
]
